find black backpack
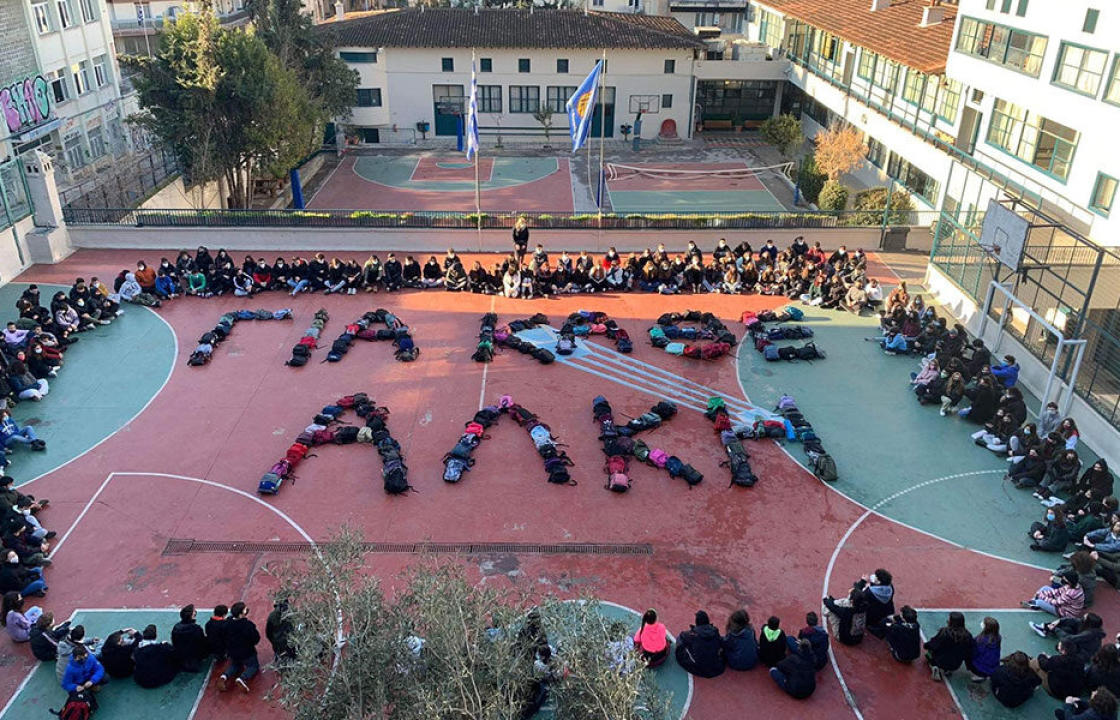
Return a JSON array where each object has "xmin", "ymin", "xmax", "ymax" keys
[
  {"xmin": 533, "ymin": 348, "xmax": 555, "ymax": 364},
  {"xmin": 797, "ymin": 343, "xmax": 824, "ymax": 361},
  {"xmin": 652, "ymin": 401, "xmax": 677, "ymax": 420},
  {"xmin": 383, "ymin": 461, "xmax": 410, "ymax": 494},
  {"xmin": 812, "ymin": 453, "xmax": 838, "ymax": 482},
  {"xmin": 52, "ymin": 691, "xmax": 93, "ymax": 720},
  {"xmin": 777, "ymin": 346, "xmax": 798, "ymax": 361},
  {"xmin": 286, "ymin": 353, "xmax": 308, "ymax": 367},
  {"xmin": 334, "ymin": 426, "xmax": 360, "ymax": 444}
]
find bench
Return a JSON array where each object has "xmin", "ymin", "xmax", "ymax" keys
[
  {"xmin": 742, "ymin": 120, "xmax": 764, "ymax": 130},
  {"xmin": 703, "ymin": 119, "xmax": 733, "ymax": 131}
]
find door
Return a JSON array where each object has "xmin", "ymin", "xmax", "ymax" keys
[
  {"xmin": 956, "ymin": 106, "xmax": 982, "ymax": 155},
  {"xmin": 589, "ymin": 87, "xmax": 615, "ymax": 139},
  {"xmin": 432, "ymin": 84, "xmax": 464, "ymax": 137}
]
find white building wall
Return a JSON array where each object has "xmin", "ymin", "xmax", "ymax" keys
[{"xmin": 340, "ymin": 45, "xmax": 696, "ymax": 142}]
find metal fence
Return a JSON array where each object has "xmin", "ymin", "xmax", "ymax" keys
[
  {"xmin": 932, "ymin": 207, "xmax": 1120, "ymax": 428},
  {"xmin": 62, "ymin": 207, "xmax": 944, "ymax": 230},
  {"xmin": 59, "ymin": 147, "xmax": 180, "ymax": 211},
  {"xmin": 0, "ymin": 159, "xmax": 33, "ymax": 231}
]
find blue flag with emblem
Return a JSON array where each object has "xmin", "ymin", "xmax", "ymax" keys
[
  {"xmin": 465, "ymin": 61, "xmax": 480, "ymax": 160},
  {"xmin": 566, "ymin": 60, "xmax": 602, "ymax": 154}
]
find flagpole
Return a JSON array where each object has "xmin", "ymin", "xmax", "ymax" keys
[
  {"xmin": 597, "ymin": 49, "xmax": 607, "ymax": 231},
  {"xmin": 471, "ymin": 49, "xmax": 482, "ymax": 250}
]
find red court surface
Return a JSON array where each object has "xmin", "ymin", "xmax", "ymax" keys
[
  {"xmin": 308, "ymin": 156, "xmax": 574, "ymax": 212},
  {"xmin": 411, "ymin": 156, "xmax": 495, "ymax": 183},
  {"xmin": 606, "ymin": 162, "xmax": 767, "ymax": 192},
  {"xmin": 3, "ymin": 248, "xmax": 1110, "ymax": 720}
]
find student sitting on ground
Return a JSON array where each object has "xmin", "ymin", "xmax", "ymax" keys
[
  {"xmin": 855, "ymin": 569, "xmax": 895, "ymax": 638},
  {"xmin": 443, "ymin": 262, "xmax": 468, "ymax": 292},
  {"xmin": 2, "ymin": 591, "xmax": 33, "ymax": 642},
  {"xmin": 1056, "ymin": 687, "xmax": 1119, "ymax": 720},
  {"xmin": 1087, "ymin": 645, "xmax": 1120, "ymax": 697},
  {"xmin": 823, "ymin": 588, "xmax": 867, "ymax": 646},
  {"xmin": 117, "ymin": 273, "xmax": 161, "ymax": 307},
  {"xmin": 172, "ymin": 604, "xmax": 208, "ymax": 672},
  {"xmin": 0, "ymin": 410, "xmax": 45, "ymax": 452},
  {"xmin": 3, "ymin": 521, "xmax": 51, "ymax": 567},
  {"xmin": 967, "ymin": 617, "xmax": 1001, "ymax": 682},
  {"xmin": 924, "ymin": 611, "xmax": 974, "ymax": 681},
  {"xmin": 883, "ymin": 606, "xmax": 922, "ymax": 663},
  {"xmin": 633, "ymin": 609, "xmax": 670, "ymax": 667},
  {"xmin": 989, "ymin": 651, "xmax": 1041, "ymax": 709},
  {"xmin": 991, "ymin": 355, "xmax": 1020, "ymax": 387},
  {"xmin": 1023, "ymin": 570, "xmax": 1085, "ymax": 619},
  {"xmin": 205, "ymin": 605, "xmax": 228, "ymax": 660},
  {"xmin": 1032, "ymin": 612, "xmax": 1106, "ymax": 669},
  {"xmin": 61, "ymin": 644, "xmax": 106, "ymax": 705},
  {"xmin": 769, "ymin": 639, "xmax": 816, "ymax": 700},
  {"xmin": 674, "ymin": 611, "xmax": 724, "ymax": 678},
  {"xmin": 721, "ymin": 609, "xmax": 758, "ymax": 671},
  {"xmin": 791, "ymin": 612, "xmax": 829, "ymax": 671},
  {"xmin": 1083, "ymin": 522, "xmax": 1120, "ymax": 556},
  {"xmin": 1038, "ymin": 451, "xmax": 1084, "ymax": 501},
  {"xmin": 421, "ymin": 256, "xmax": 444, "ymax": 289},
  {"xmin": 1033, "ymin": 641, "xmax": 1086, "ymax": 701},
  {"xmin": 1009, "ymin": 448, "xmax": 1050, "ymax": 489},
  {"xmin": 29, "ymin": 612, "xmax": 69, "ymax": 661},
  {"xmin": 1055, "ymin": 553, "xmax": 1100, "ymax": 609},
  {"xmin": 1066, "ymin": 462, "xmax": 1116, "ymax": 515},
  {"xmin": 757, "ymin": 616, "xmax": 787, "ymax": 668},
  {"xmin": 8, "ymin": 361, "xmax": 49, "ymax": 401},
  {"xmin": 133, "ymin": 624, "xmax": 180, "ymax": 689},
  {"xmin": 100, "ymin": 628, "xmax": 140, "ymax": 677},
  {"xmin": 1029, "ymin": 507, "xmax": 1071, "ymax": 552}
]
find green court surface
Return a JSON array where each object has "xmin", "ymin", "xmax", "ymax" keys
[
  {"xmin": 354, "ymin": 156, "xmax": 559, "ymax": 191},
  {"xmin": 736, "ymin": 304, "xmax": 1102, "ymax": 568},
  {"xmin": 606, "ymin": 188, "xmax": 785, "ymax": 213},
  {"xmin": 0, "ymin": 609, "xmax": 210, "ymax": 720},
  {"xmin": 916, "ymin": 609, "xmax": 1063, "ymax": 720},
  {"xmin": 0, "ymin": 284, "xmax": 176, "ymax": 486}
]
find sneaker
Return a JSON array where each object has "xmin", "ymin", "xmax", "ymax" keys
[
  {"xmin": 39, "ymin": 558, "xmax": 52, "ymax": 566},
  {"xmin": 115, "ymin": 310, "xmax": 124, "ymax": 316},
  {"xmin": 969, "ymin": 675, "xmax": 986, "ymax": 683},
  {"xmin": 1032, "ymin": 491, "xmax": 1045, "ymax": 500},
  {"xmin": 1029, "ymin": 622, "xmax": 1048, "ymax": 637},
  {"xmin": 98, "ymin": 319, "xmax": 111, "ymax": 325},
  {"xmin": 217, "ymin": 675, "xmax": 228, "ymax": 692},
  {"xmin": 1019, "ymin": 601, "xmax": 1035, "ymax": 609},
  {"xmin": 930, "ymin": 666, "xmax": 943, "ymax": 682},
  {"xmin": 235, "ymin": 678, "xmax": 250, "ymax": 693},
  {"xmin": 939, "ymin": 409, "xmax": 947, "ymax": 416},
  {"xmin": 37, "ymin": 499, "xmax": 49, "ymax": 508}
]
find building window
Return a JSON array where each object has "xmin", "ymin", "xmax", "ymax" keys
[
  {"xmin": 856, "ymin": 50, "xmax": 876, "ymax": 82},
  {"xmin": 480, "ymin": 58, "xmax": 492, "ymax": 72},
  {"xmin": 987, "ymin": 98, "xmax": 1079, "ymax": 180},
  {"xmin": 79, "ymin": 0, "xmax": 97, "ymax": 22},
  {"xmin": 885, "ymin": 152, "xmax": 940, "ymax": 204},
  {"xmin": 937, "ymin": 78, "xmax": 962, "ymax": 122},
  {"xmin": 1106, "ymin": 57, "xmax": 1120, "ymax": 105},
  {"xmin": 56, "ymin": 0, "xmax": 74, "ymax": 28},
  {"xmin": 987, "ymin": 98, "xmax": 1025, "ymax": 151},
  {"xmin": 339, "ymin": 51, "xmax": 377, "ymax": 63},
  {"xmin": 1052, "ymin": 42, "xmax": 1108, "ymax": 96},
  {"xmin": 355, "ymin": 88, "xmax": 381, "ymax": 107},
  {"xmin": 866, "ymin": 137, "xmax": 886, "ymax": 167},
  {"xmin": 133, "ymin": 2, "xmax": 150, "ymax": 23},
  {"xmin": 509, "ymin": 85, "xmax": 539, "ymax": 113},
  {"xmin": 478, "ymin": 85, "xmax": 501, "ymax": 113},
  {"xmin": 48, "ymin": 69, "xmax": 69, "ymax": 103},
  {"xmin": 518, "ymin": 59, "xmax": 530, "ymax": 73},
  {"xmin": 955, "ymin": 17, "xmax": 1048, "ymax": 77},
  {"xmin": 63, "ymin": 130, "xmax": 85, "ymax": 169},
  {"xmin": 556, "ymin": 59, "xmax": 568, "ymax": 74},
  {"xmin": 758, "ymin": 9, "xmax": 782, "ymax": 49},
  {"xmin": 93, "ymin": 55, "xmax": 108, "ymax": 87},
  {"xmin": 545, "ymin": 86, "xmax": 575, "ymax": 113},
  {"xmin": 87, "ymin": 127, "xmax": 106, "ymax": 159},
  {"xmin": 661, "ymin": 93, "xmax": 673, "ymax": 109},
  {"xmin": 441, "ymin": 57, "xmax": 453, "ymax": 72},
  {"xmin": 32, "ymin": 2, "xmax": 51, "ymax": 32},
  {"xmin": 592, "ymin": 0, "xmax": 603, "ymax": 6},
  {"xmin": 901, "ymin": 70, "xmax": 924, "ymax": 105},
  {"xmin": 872, "ymin": 58, "xmax": 898, "ymax": 92},
  {"xmin": 72, "ymin": 61, "xmax": 90, "ymax": 95},
  {"xmin": 1090, "ymin": 173, "xmax": 1117, "ymax": 216},
  {"xmin": 664, "ymin": 59, "xmax": 675, "ymax": 74},
  {"xmin": 1015, "ymin": 0, "xmax": 1027, "ymax": 16},
  {"xmin": 1083, "ymin": 8, "xmax": 1099, "ymax": 33}
]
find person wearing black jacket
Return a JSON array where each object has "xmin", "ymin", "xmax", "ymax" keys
[
  {"xmin": 960, "ymin": 376, "xmax": 999, "ymax": 423},
  {"xmin": 757, "ymin": 616, "xmax": 787, "ymax": 668},
  {"xmin": 307, "ymin": 253, "xmax": 329, "ymax": 292},
  {"xmin": 990, "ymin": 651, "xmax": 1041, "ymax": 708},
  {"xmin": 205, "ymin": 605, "xmax": 229, "ymax": 660},
  {"xmin": 1033, "ymin": 641, "xmax": 1086, "ymax": 699},
  {"xmin": 401, "ymin": 256, "xmax": 422, "ymax": 289},
  {"xmin": 171, "ymin": 605, "xmax": 208, "ymax": 672},
  {"xmin": 383, "ymin": 254, "xmax": 403, "ymax": 292},
  {"xmin": 855, "ymin": 569, "xmax": 895, "ymax": 638},
  {"xmin": 217, "ymin": 602, "xmax": 261, "ymax": 693},
  {"xmin": 29, "ymin": 612, "xmax": 69, "ymax": 661},
  {"xmin": 674, "ymin": 611, "xmax": 724, "ymax": 678},
  {"xmin": 883, "ymin": 606, "xmax": 922, "ymax": 663},
  {"xmin": 823, "ymin": 589, "xmax": 866, "ymax": 646},
  {"xmin": 1055, "ymin": 687, "xmax": 1118, "ymax": 720},
  {"xmin": 769, "ymin": 639, "xmax": 816, "ymax": 699},
  {"xmin": 100, "ymin": 628, "xmax": 140, "ymax": 677},
  {"xmin": 924, "ymin": 611, "xmax": 973, "ymax": 680},
  {"xmin": 1087, "ymin": 645, "xmax": 1120, "ymax": 697},
  {"xmin": 266, "ymin": 600, "xmax": 295, "ymax": 666},
  {"xmin": 132, "ymin": 625, "xmax": 179, "ymax": 689}
]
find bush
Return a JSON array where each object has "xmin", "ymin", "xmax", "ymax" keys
[
  {"xmin": 797, "ymin": 153, "xmax": 827, "ymax": 205},
  {"xmin": 818, "ymin": 181, "xmax": 849, "ymax": 212},
  {"xmin": 849, "ymin": 186, "xmax": 915, "ymax": 225},
  {"xmin": 759, "ymin": 113, "xmax": 804, "ymax": 158}
]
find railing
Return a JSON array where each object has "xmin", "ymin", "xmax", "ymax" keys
[
  {"xmin": 60, "ymin": 147, "xmax": 180, "ymax": 211},
  {"xmin": 62, "ymin": 207, "xmax": 945, "ymax": 230}
]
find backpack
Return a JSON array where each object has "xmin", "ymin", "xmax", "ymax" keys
[
  {"xmin": 607, "ymin": 473, "xmax": 630, "ymax": 492},
  {"xmin": 530, "ymin": 424, "xmax": 556, "ymax": 449},
  {"xmin": 783, "ymin": 305, "xmax": 805, "ymax": 321},
  {"xmin": 53, "ymin": 691, "xmax": 93, "ymax": 720},
  {"xmin": 547, "ymin": 466, "xmax": 575, "ymax": 485},
  {"xmin": 334, "ymin": 426, "xmax": 360, "ymax": 444},
  {"xmin": 269, "ymin": 459, "xmax": 292, "ymax": 478},
  {"xmin": 473, "ymin": 341, "xmax": 494, "ymax": 363},
  {"xmin": 464, "ymin": 422, "xmax": 486, "ymax": 437},
  {"xmin": 312, "ymin": 429, "xmax": 336, "ymax": 445},
  {"xmin": 258, "ymin": 472, "xmax": 282, "ymax": 494},
  {"xmin": 700, "ymin": 342, "xmax": 730, "ymax": 360},
  {"xmin": 754, "ymin": 335, "xmax": 772, "ymax": 352},
  {"xmin": 812, "ymin": 453, "xmax": 838, "ymax": 482},
  {"xmin": 357, "ymin": 426, "xmax": 373, "ymax": 443},
  {"xmin": 648, "ymin": 449, "xmax": 668, "ymax": 468},
  {"xmin": 632, "ymin": 439, "xmax": 650, "ymax": 463},
  {"xmin": 443, "ymin": 457, "xmax": 472, "ymax": 483},
  {"xmin": 763, "ymin": 344, "xmax": 780, "ymax": 361},
  {"xmin": 383, "ymin": 461, "xmax": 410, "ymax": 494},
  {"xmin": 682, "ymin": 345, "xmax": 702, "ymax": 359},
  {"xmin": 556, "ymin": 337, "xmax": 575, "ymax": 355},
  {"xmin": 777, "ymin": 394, "xmax": 798, "ymax": 411},
  {"xmin": 665, "ymin": 456, "xmax": 684, "ymax": 477},
  {"xmin": 473, "ymin": 408, "xmax": 501, "ymax": 427},
  {"xmin": 615, "ymin": 330, "xmax": 633, "ymax": 353},
  {"xmin": 652, "ymin": 401, "xmax": 677, "ymax": 420},
  {"xmin": 602, "ymin": 436, "xmax": 635, "ymax": 457},
  {"xmin": 797, "ymin": 343, "xmax": 824, "ymax": 361},
  {"xmin": 724, "ymin": 442, "xmax": 756, "ymax": 487},
  {"xmin": 187, "ymin": 351, "xmax": 209, "ymax": 366},
  {"xmin": 532, "ymin": 348, "xmax": 555, "ymax": 364},
  {"xmin": 778, "ymin": 346, "xmax": 798, "ymax": 361},
  {"xmin": 395, "ymin": 347, "xmax": 420, "ymax": 362},
  {"xmin": 286, "ymin": 443, "xmax": 310, "ymax": 463},
  {"xmin": 680, "ymin": 464, "xmax": 703, "ymax": 486},
  {"xmin": 665, "ymin": 342, "xmax": 686, "ymax": 356},
  {"xmin": 627, "ymin": 412, "xmax": 661, "ymax": 433}
]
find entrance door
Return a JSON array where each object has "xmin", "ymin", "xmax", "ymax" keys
[
  {"xmin": 589, "ymin": 87, "xmax": 616, "ymax": 139},
  {"xmin": 956, "ymin": 106, "xmax": 982, "ymax": 155},
  {"xmin": 432, "ymin": 85, "xmax": 464, "ymax": 137}
]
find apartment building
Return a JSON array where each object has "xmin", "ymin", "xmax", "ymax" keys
[{"xmin": 104, "ymin": 0, "xmax": 249, "ymax": 57}]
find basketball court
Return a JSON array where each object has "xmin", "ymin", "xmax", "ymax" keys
[
  {"xmin": 603, "ymin": 161, "xmax": 789, "ymax": 213},
  {"xmin": 0, "ymin": 246, "xmax": 1111, "ymax": 720}
]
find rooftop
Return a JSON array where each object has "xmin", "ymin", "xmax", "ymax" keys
[
  {"xmin": 757, "ymin": 0, "xmax": 958, "ymax": 74},
  {"xmin": 326, "ymin": 8, "xmax": 706, "ymax": 51}
]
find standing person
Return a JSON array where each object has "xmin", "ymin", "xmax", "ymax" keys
[
  {"xmin": 924, "ymin": 611, "xmax": 974, "ymax": 681},
  {"xmin": 632, "ymin": 609, "xmax": 671, "ymax": 667},
  {"xmin": 674, "ymin": 611, "xmax": 724, "ymax": 678},
  {"xmin": 512, "ymin": 217, "xmax": 530, "ymax": 264},
  {"xmin": 172, "ymin": 604, "xmax": 208, "ymax": 672},
  {"xmin": 217, "ymin": 602, "xmax": 260, "ymax": 693},
  {"xmin": 266, "ymin": 599, "xmax": 295, "ymax": 667},
  {"xmin": 967, "ymin": 617, "xmax": 1002, "ymax": 682},
  {"xmin": 721, "ymin": 609, "xmax": 758, "ymax": 671}
]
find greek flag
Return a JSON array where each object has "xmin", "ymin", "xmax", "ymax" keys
[
  {"xmin": 465, "ymin": 61, "xmax": 480, "ymax": 160},
  {"xmin": 566, "ymin": 60, "xmax": 602, "ymax": 154}
]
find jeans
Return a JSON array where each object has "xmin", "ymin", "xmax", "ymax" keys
[
  {"xmin": 4, "ymin": 427, "xmax": 38, "ymax": 446},
  {"xmin": 223, "ymin": 653, "xmax": 260, "ymax": 682},
  {"xmin": 18, "ymin": 379, "xmax": 48, "ymax": 400},
  {"xmin": 327, "ymin": 280, "xmax": 346, "ymax": 293},
  {"xmin": 770, "ymin": 667, "xmax": 790, "ymax": 693},
  {"xmin": 20, "ymin": 567, "xmax": 46, "ymax": 595},
  {"xmin": 287, "ymin": 279, "xmax": 309, "ymax": 294}
]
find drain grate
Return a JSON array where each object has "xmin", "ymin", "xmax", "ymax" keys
[{"xmin": 162, "ymin": 539, "xmax": 652, "ymax": 556}]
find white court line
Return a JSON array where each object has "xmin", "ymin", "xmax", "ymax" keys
[
  {"xmin": 48, "ymin": 473, "xmax": 112, "ymax": 559},
  {"xmin": 478, "ymin": 294, "xmax": 496, "ymax": 410},
  {"xmin": 305, "ymin": 156, "xmax": 345, "ymax": 207},
  {"xmin": 917, "ymin": 626, "xmax": 972, "ymax": 720},
  {"xmin": 598, "ymin": 600, "xmax": 693, "ymax": 720},
  {"xmin": 18, "ymin": 300, "xmax": 179, "ymax": 490}
]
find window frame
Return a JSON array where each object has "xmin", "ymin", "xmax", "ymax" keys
[
  {"xmin": 1050, "ymin": 41, "xmax": 1108, "ymax": 97},
  {"xmin": 93, "ymin": 54, "xmax": 108, "ymax": 87},
  {"xmin": 509, "ymin": 85, "xmax": 539, "ymax": 113},
  {"xmin": 32, "ymin": 1, "xmax": 51, "ymax": 32},
  {"xmin": 556, "ymin": 59, "xmax": 568, "ymax": 74},
  {"xmin": 664, "ymin": 59, "xmax": 675, "ymax": 74},
  {"xmin": 87, "ymin": 126, "xmax": 106, "ymax": 160},
  {"xmin": 661, "ymin": 93, "xmax": 673, "ymax": 109},
  {"xmin": 48, "ymin": 69, "xmax": 69, "ymax": 104},
  {"xmin": 339, "ymin": 51, "xmax": 377, "ymax": 63},
  {"xmin": 56, "ymin": 0, "xmax": 74, "ymax": 29},
  {"xmin": 79, "ymin": 0, "xmax": 97, "ymax": 22},
  {"xmin": 856, "ymin": 50, "xmax": 876, "ymax": 82},
  {"xmin": 518, "ymin": 58, "xmax": 531, "ymax": 73},
  {"xmin": 1105, "ymin": 56, "xmax": 1120, "ymax": 107},
  {"xmin": 936, "ymin": 78, "xmax": 962, "ymax": 124},
  {"xmin": 478, "ymin": 85, "xmax": 502, "ymax": 113},
  {"xmin": 545, "ymin": 86, "xmax": 575, "ymax": 114},
  {"xmin": 441, "ymin": 57, "xmax": 454, "ymax": 72},
  {"xmin": 355, "ymin": 88, "xmax": 382, "ymax": 107},
  {"xmin": 72, "ymin": 60, "xmax": 90, "ymax": 95},
  {"xmin": 1089, "ymin": 173, "xmax": 1117, "ymax": 217},
  {"xmin": 1083, "ymin": 8, "xmax": 1099, "ymax": 33},
  {"xmin": 480, "ymin": 58, "xmax": 492, "ymax": 73},
  {"xmin": 954, "ymin": 16, "xmax": 1048, "ymax": 77},
  {"xmin": 986, "ymin": 98, "xmax": 1079, "ymax": 182}
]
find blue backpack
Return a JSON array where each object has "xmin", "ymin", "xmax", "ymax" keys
[{"xmin": 763, "ymin": 344, "xmax": 780, "ymax": 361}]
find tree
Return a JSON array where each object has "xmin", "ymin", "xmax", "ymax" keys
[
  {"xmin": 759, "ymin": 113, "xmax": 803, "ymax": 158},
  {"xmin": 533, "ymin": 108, "xmax": 554, "ymax": 147},
  {"xmin": 850, "ymin": 186, "xmax": 915, "ymax": 225},
  {"xmin": 813, "ymin": 123, "xmax": 868, "ymax": 181},
  {"xmin": 126, "ymin": 9, "xmax": 321, "ymax": 207},
  {"xmin": 797, "ymin": 152, "xmax": 826, "ymax": 205},
  {"xmin": 818, "ymin": 180, "xmax": 849, "ymax": 212},
  {"xmin": 272, "ymin": 530, "xmax": 672, "ymax": 720}
]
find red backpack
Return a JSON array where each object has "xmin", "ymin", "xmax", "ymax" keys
[
  {"xmin": 54, "ymin": 692, "xmax": 92, "ymax": 720},
  {"xmin": 312, "ymin": 429, "xmax": 335, "ymax": 445}
]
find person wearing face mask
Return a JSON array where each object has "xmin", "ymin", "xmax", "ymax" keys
[
  {"xmin": 855, "ymin": 569, "xmax": 896, "ymax": 638},
  {"xmin": 1006, "ymin": 423, "xmax": 1039, "ymax": 464},
  {"xmin": 133, "ymin": 261, "xmax": 157, "ymax": 293},
  {"xmin": 4, "ymin": 495, "xmax": 55, "ymax": 543},
  {"xmin": 0, "ymin": 549, "xmax": 46, "ymax": 596},
  {"xmin": 1037, "ymin": 451, "xmax": 1084, "ymax": 502},
  {"xmin": 1038, "ymin": 402, "xmax": 1062, "ymax": 437},
  {"xmin": 1030, "ymin": 507, "xmax": 1071, "ymax": 552},
  {"xmin": 154, "ymin": 259, "xmax": 179, "ymax": 299},
  {"xmin": 1009, "ymin": 448, "xmax": 1049, "ymax": 489}
]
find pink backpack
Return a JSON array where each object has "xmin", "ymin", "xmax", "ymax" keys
[
  {"xmin": 607, "ymin": 473, "xmax": 631, "ymax": 492},
  {"xmin": 499, "ymin": 394, "xmax": 514, "ymax": 409},
  {"xmin": 648, "ymin": 448, "xmax": 669, "ymax": 468},
  {"xmin": 590, "ymin": 323, "xmax": 607, "ymax": 334},
  {"xmin": 269, "ymin": 459, "xmax": 292, "ymax": 477}
]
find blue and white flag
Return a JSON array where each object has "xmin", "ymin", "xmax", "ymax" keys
[
  {"xmin": 465, "ymin": 61, "xmax": 480, "ymax": 160},
  {"xmin": 566, "ymin": 60, "xmax": 602, "ymax": 154}
]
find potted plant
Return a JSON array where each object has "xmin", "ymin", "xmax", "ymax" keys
[{"xmin": 416, "ymin": 121, "xmax": 430, "ymax": 140}]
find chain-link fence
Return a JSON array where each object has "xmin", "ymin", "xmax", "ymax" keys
[
  {"xmin": 59, "ymin": 147, "xmax": 180, "ymax": 211},
  {"xmin": 932, "ymin": 206, "xmax": 1120, "ymax": 428}
]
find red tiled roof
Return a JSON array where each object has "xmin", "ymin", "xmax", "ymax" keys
[{"xmin": 758, "ymin": 0, "xmax": 957, "ymax": 74}]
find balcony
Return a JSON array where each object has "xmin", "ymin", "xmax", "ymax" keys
[
  {"xmin": 110, "ymin": 8, "xmax": 248, "ymax": 35},
  {"xmin": 669, "ymin": 0, "xmax": 747, "ymax": 9}
]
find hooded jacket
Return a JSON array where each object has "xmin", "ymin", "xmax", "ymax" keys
[
  {"xmin": 118, "ymin": 274, "xmax": 143, "ymax": 301},
  {"xmin": 885, "ymin": 617, "xmax": 922, "ymax": 662},
  {"xmin": 991, "ymin": 362, "xmax": 1021, "ymax": 387},
  {"xmin": 861, "ymin": 583, "xmax": 895, "ymax": 628},
  {"xmin": 133, "ymin": 638, "xmax": 179, "ymax": 688},
  {"xmin": 674, "ymin": 622, "xmax": 724, "ymax": 678},
  {"xmin": 773, "ymin": 646, "xmax": 816, "ymax": 699},
  {"xmin": 62, "ymin": 653, "xmax": 105, "ymax": 692},
  {"xmin": 990, "ymin": 663, "xmax": 1041, "ymax": 708},
  {"xmin": 721, "ymin": 626, "xmax": 758, "ymax": 671}
]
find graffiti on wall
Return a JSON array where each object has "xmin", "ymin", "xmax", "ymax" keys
[{"xmin": 1, "ymin": 76, "xmax": 52, "ymax": 136}]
